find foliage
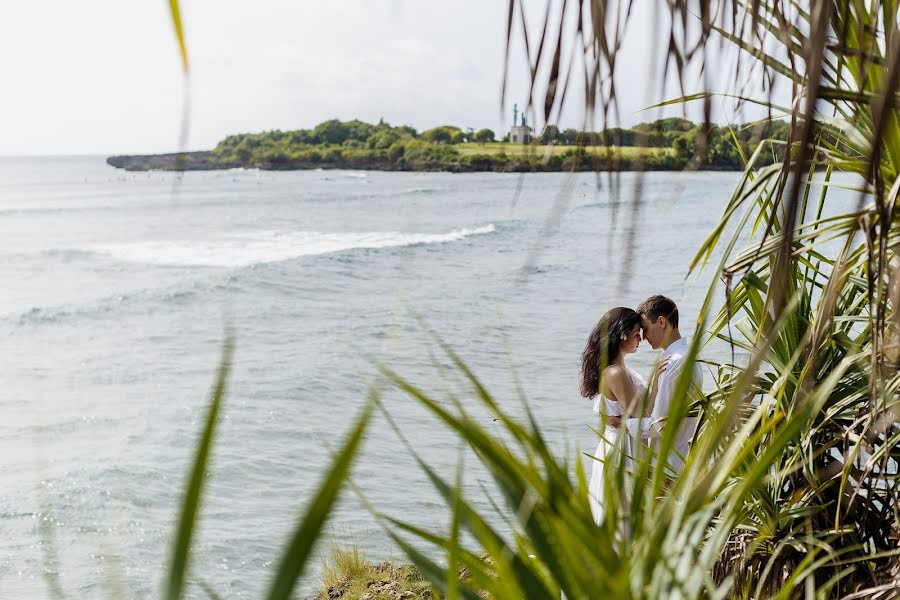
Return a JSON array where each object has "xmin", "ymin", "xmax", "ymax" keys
[
  {"xmin": 539, "ymin": 124, "xmax": 558, "ymax": 143},
  {"xmin": 558, "ymin": 128, "xmax": 578, "ymax": 145},
  {"xmin": 315, "ymin": 546, "xmax": 438, "ymax": 600},
  {"xmin": 393, "ymin": 0, "xmax": 900, "ymax": 596},
  {"xmin": 421, "ymin": 126, "xmax": 460, "ymax": 145},
  {"xmin": 210, "ymin": 117, "xmax": 787, "ymax": 170},
  {"xmin": 473, "ymin": 128, "xmax": 496, "ymax": 143},
  {"xmin": 147, "ymin": 2, "xmax": 900, "ymax": 600}
]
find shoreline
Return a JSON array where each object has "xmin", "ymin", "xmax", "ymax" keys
[{"xmin": 105, "ymin": 151, "xmax": 742, "ymax": 173}]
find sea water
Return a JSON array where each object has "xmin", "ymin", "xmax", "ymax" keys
[{"xmin": 0, "ymin": 157, "xmax": 751, "ymax": 598}]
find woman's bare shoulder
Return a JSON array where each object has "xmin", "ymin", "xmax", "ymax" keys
[
  {"xmin": 602, "ymin": 364, "xmax": 627, "ymax": 378},
  {"xmin": 600, "ymin": 365, "xmax": 627, "ymax": 398}
]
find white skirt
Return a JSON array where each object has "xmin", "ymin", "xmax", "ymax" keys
[{"xmin": 587, "ymin": 425, "xmax": 641, "ymax": 526}]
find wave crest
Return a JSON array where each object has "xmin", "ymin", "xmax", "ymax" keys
[{"xmin": 90, "ymin": 224, "xmax": 496, "ymax": 267}]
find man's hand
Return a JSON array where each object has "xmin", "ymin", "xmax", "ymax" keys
[{"xmin": 606, "ymin": 416, "xmax": 622, "ymax": 428}]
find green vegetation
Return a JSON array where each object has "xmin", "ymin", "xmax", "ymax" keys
[
  {"xmin": 314, "ymin": 547, "xmax": 438, "ymax": 599},
  {"xmin": 362, "ymin": 1, "xmax": 900, "ymax": 597},
  {"xmin": 207, "ymin": 117, "xmax": 783, "ymax": 172},
  {"xmin": 325, "ymin": 1, "xmax": 896, "ymax": 598},
  {"xmin": 452, "ymin": 141, "xmax": 671, "ymax": 158}
]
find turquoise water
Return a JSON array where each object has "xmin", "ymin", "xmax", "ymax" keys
[{"xmin": 0, "ymin": 157, "xmax": 741, "ymax": 598}]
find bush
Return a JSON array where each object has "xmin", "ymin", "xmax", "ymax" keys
[
  {"xmin": 323, "ymin": 147, "xmax": 343, "ymax": 162},
  {"xmin": 463, "ymin": 153, "xmax": 499, "ymax": 169}
]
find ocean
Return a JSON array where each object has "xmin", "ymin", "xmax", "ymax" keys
[{"xmin": 1, "ymin": 156, "xmax": 742, "ymax": 598}]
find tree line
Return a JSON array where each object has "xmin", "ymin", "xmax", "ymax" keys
[{"xmin": 211, "ymin": 117, "xmax": 791, "ymax": 170}]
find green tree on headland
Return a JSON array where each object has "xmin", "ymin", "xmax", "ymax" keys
[
  {"xmin": 421, "ymin": 125, "xmax": 462, "ymax": 144},
  {"xmin": 540, "ymin": 125, "xmax": 559, "ymax": 143},
  {"xmin": 559, "ymin": 128, "xmax": 577, "ymax": 144},
  {"xmin": 311, "ymin": 119, "xmax": 350, "ymax": 144},
  {"xmin": 474, "ymin": 128, "xmax": 496, "ymax": 143}
]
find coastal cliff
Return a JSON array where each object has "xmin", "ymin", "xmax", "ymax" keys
[
  {"xmin": 104, "ymin": 148, "xmax": 706, "ymax": 173},
  {"xmin": 106, "ymin": 151, "xmax": 239, "ymax": 171}
]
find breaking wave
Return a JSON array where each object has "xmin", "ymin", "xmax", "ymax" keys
[{"xmin": 89, "ymin": 224, "xmax": 497, "ymax": 267}]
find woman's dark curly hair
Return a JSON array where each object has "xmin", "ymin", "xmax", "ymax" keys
[{"xmin": 580, "ymin": 307, "xmax": 640, "ymax": 398}]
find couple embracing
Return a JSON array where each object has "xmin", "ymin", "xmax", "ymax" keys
[{"xmin": 580, "ymin": 295, "xmax": 702, "ymax": 524}]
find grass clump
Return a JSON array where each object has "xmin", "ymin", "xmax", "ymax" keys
[{"xmin": 317, "ymin": 546, "xmax": 437, "ymax": 600}]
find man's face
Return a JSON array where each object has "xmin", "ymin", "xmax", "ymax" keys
[{"xmin": 640, "ymin": 314, "xmax": 666, "ymax": 350}]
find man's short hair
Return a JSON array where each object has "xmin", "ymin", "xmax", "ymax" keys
[{"xmin": 637, "ymin": 295, "xmax": 679, "ymax": 328}]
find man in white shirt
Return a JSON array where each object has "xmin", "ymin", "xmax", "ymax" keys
[{"xmin": 610, "ymin": 295, "xmax": 702, "ymax": 475}]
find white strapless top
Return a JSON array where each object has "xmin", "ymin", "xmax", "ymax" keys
[{"xmin": 592, "ymin": 366, "xmax": 648, "ymax": 417}]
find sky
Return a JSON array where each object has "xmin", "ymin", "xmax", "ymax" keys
[{"xmin": 0, "ymin": 1, "xmax": 776, "ymax": 156}]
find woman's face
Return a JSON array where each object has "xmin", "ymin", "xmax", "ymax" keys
[{"xmin": 621, "ymin": 323, "xmax": 642, "ymax": 354}]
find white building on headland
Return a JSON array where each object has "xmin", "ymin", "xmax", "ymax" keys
[{"xmin": 509, "ymin": 104, "xmax": 533, "ymax": 144}]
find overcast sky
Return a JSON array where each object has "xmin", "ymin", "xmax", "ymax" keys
[{"xmin": 0, "ymin": 1, "xmax": 774, "ymax": 156}]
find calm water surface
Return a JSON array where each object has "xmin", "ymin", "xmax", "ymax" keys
[{"xmin": 1, "ymin": 157, "xmax": 743, "ymax": 597}]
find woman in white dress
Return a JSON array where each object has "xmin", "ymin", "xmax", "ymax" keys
[{"xmin": 580, "ymin": 307, "xmax": 661, "ymax": 526}]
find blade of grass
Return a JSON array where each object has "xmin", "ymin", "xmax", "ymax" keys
[
  {"xmin": 165, "ymin": 335, "xmax": 233, "ymax": 600},
  {"xmin": 167, "ymin": 0, "xmax": 189, "ymax": 73},
  {"xmin": 264, "ymin": 399, "xmax": 373, "ymax": 600}
]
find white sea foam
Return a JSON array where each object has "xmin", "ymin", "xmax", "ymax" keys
[
  {"xmin": 323, "ymin": 171, "xmax": 368, "ymax": 180},
  {"xmin": 91, "ymin": 224, "xmax": 496, "ymax": 267}
]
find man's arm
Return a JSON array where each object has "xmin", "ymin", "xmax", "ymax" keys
[
  {"xmin": 607, "ymin": 358, "xmax": 670, "ymax": 430},
  {"xmin": 622, "ymin": 360, "xmax": 682, "ymax": 439},
  {"xmin": 623, "ymin": 357, "xmax": 704, "ymax": 439},
  {"xmin": 622, "ymin": 410, "xmax": 665, "ymax": 439},
  {"xmin": 606, "ymin": 411, "xmax": 663, "ymax": 435}
]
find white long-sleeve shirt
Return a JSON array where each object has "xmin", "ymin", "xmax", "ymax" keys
[{"xmin": 624, "ymin": 337, "xmax": 701, "ymax": 475}]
